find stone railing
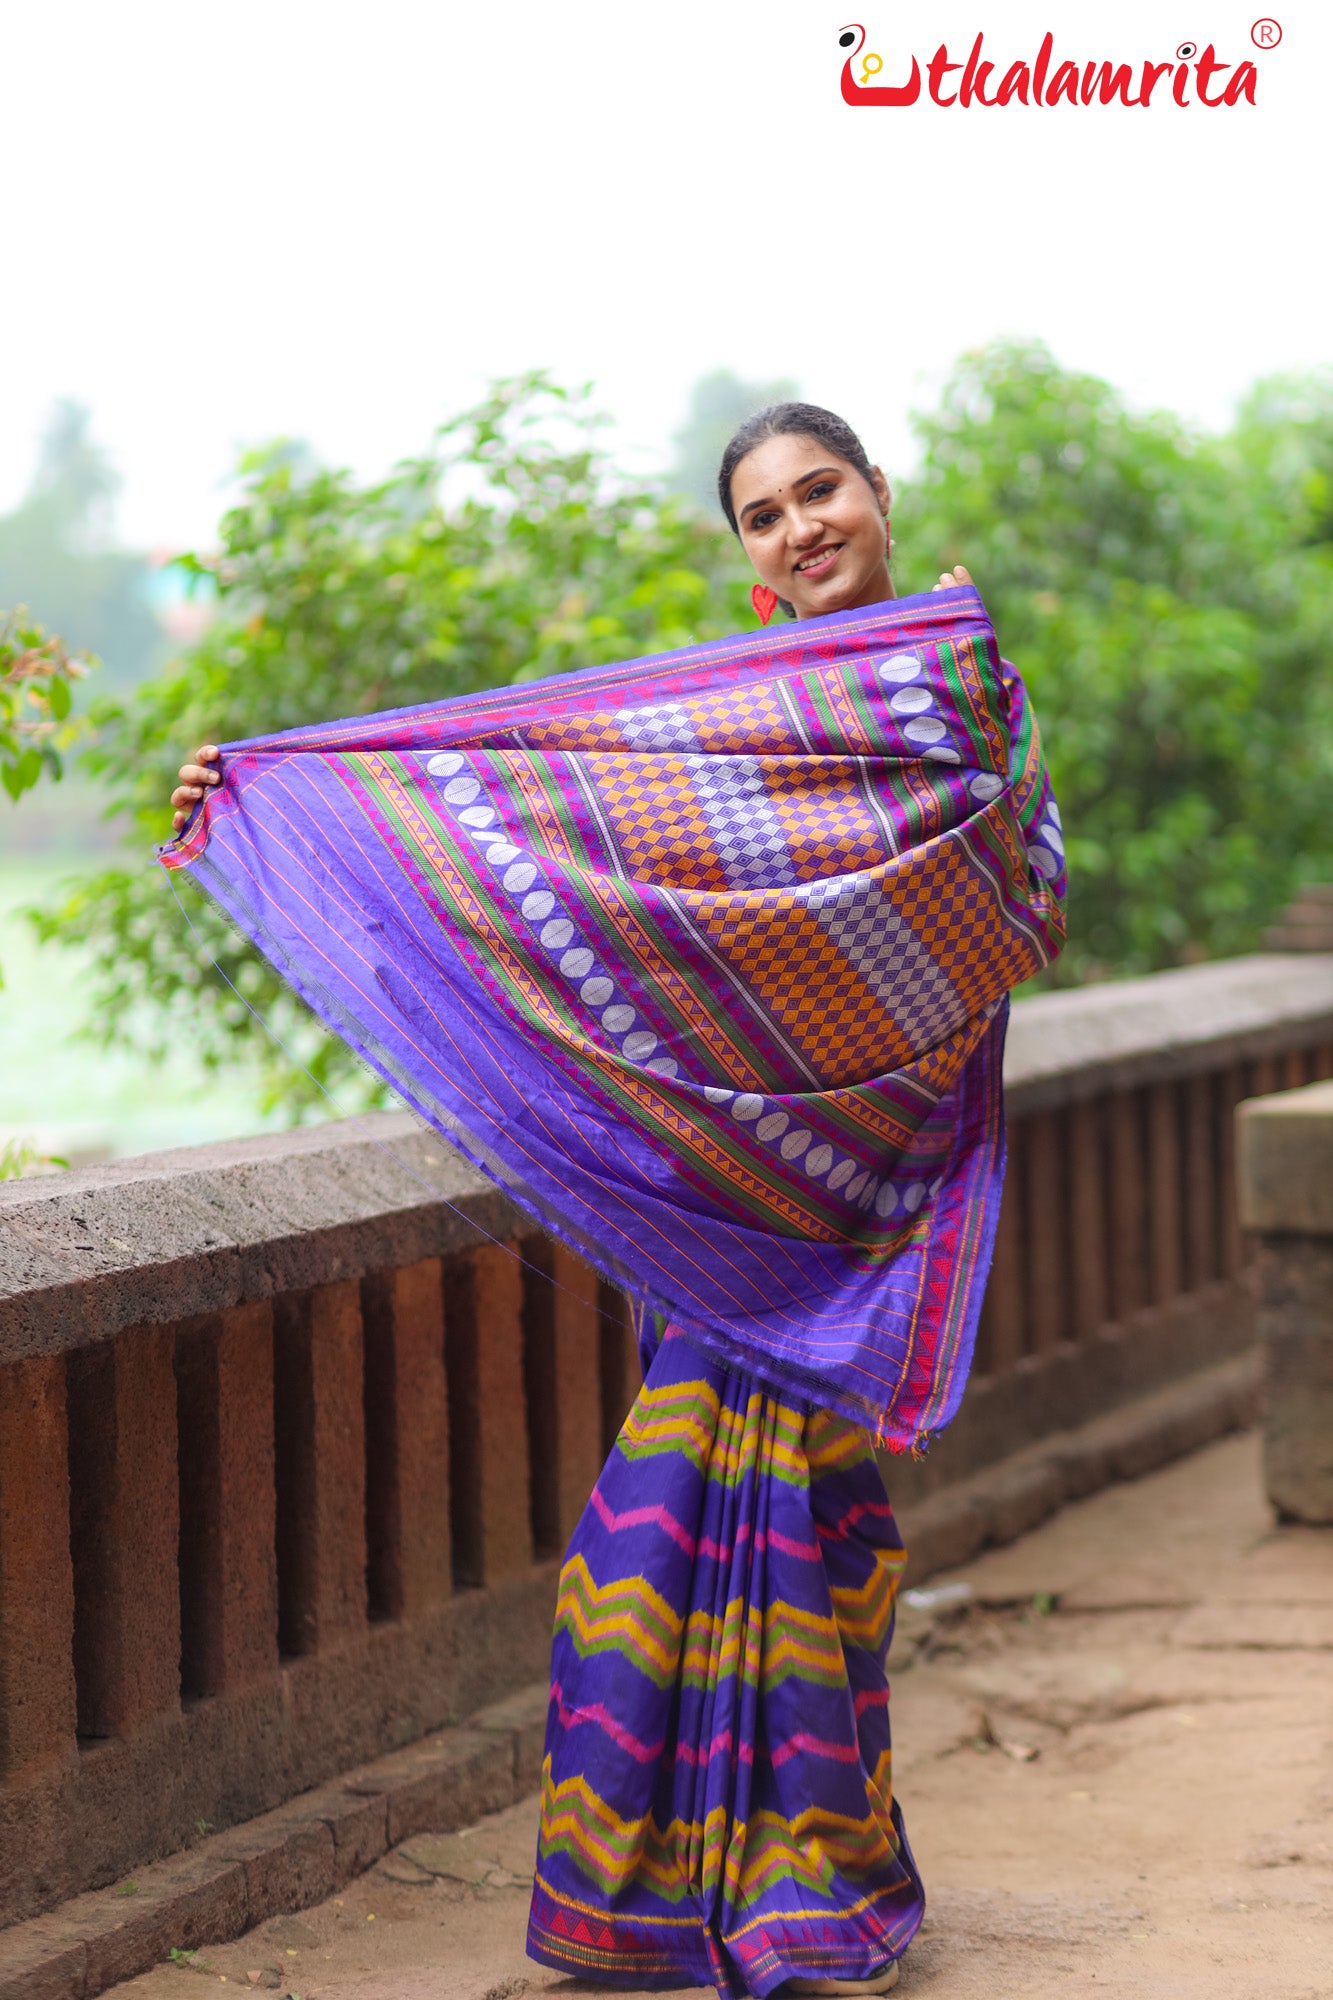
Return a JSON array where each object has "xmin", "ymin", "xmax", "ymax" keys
[
  {"xmin": 1, "ymin": 950, "xmax": 1332, "ymax": 1932},
  {"xmin": 1239, "ymin": 1076, "xmax": 1333, "ymax": 1523}
]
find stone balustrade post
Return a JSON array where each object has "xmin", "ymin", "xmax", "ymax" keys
[{"xmin": 1237, "ymin": 1077, "xmax": 1333, "ymax": 1523}]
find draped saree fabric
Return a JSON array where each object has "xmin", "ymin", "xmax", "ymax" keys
[
  {"xmin": 163, "ymin": 584, "xmax": 1064, "ymax": 1995},
  {"xmin": 162, "ymin": 584, "xmax": 1065, "ymax": 1454}
]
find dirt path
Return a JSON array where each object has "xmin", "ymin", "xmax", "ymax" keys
[{"xmin": 107, "ymin": 1431, "xmax": 1333, "ymax": 2000}]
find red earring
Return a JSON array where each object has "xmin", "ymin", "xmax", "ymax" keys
[
  {"xmin": 884, "ymin": 513, "xmax": 892, "ymax": 556},
  {"xmin": 751, "ymin": 584, "xmax": 779, "ymax": 626}
]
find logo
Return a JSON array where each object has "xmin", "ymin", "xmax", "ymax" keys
[{"xmin": 837, "ymin": 22, "xmax": 1272, "ymax": 107}]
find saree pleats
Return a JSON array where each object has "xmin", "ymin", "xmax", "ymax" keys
[{"xmin": 527, "ymin": 1325, "xmax": 923, "ymax": 1997}]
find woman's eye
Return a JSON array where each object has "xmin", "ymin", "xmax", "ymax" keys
[{"xmin": 807, "ymin": 481, "xmax": 836, "ymax": 500}]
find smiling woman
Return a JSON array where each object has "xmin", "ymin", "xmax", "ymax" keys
[{"xmin": 717, "ymin": 401, "xmax": 968, "ymax": 621}]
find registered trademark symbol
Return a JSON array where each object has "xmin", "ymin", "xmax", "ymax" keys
[{"xmin": 1251, "ymin": 17, "xmax": 1282, "ymax": 47}]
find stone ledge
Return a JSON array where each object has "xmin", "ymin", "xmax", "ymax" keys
[
  {"xmin": 3, "ymin": 954, "xmax": 1331, "ymax": 1360},
  {"xmin": 1004, "ymin": 953, "xmax": 1333, "ymax": 1113},
  {"xmin": 0, "ymin": 1359, "xmax": 1261, "ymax": 1997},
  {"xmin": 0, "ymin": 1683, "xmax": 548, "ymax": 2000},
  {"xmin": 895, "ymin": 1349, "xmax": 1260, "ymax": 1584},
  {"xmin": 1237, "ymin": 1078, "xmax": 1333, "ymax": 1235}
]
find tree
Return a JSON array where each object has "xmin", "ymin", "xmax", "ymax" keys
[
  {"xmin": 32, "ymin": 350, "xmax": 1333, "ymax": 1114},
  {"xmin": 0, "ymin": 402, "xmax": 162, "ymax": 689},
  {"xmin": 890, "ymin": 342, "xmax": 1333, "ymax": 979},
  {"xmin": 668, "ymin": 369, "xmax": 799, "ymax": 517},
  {"xmin": 35, "ymin": 374, "xmax": 756, "ymax": 1113}
]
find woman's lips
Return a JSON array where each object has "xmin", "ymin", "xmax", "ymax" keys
[{"xmin": 793, "ymin": 544, "xmax": 842, "ymax": 580}]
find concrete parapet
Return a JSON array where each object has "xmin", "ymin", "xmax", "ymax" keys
[
  {"xmin": 0, "ymin": 953, "xmax": 1331, "ymax": 1935},
  {"xmin": 1238, "ymin": 1077, "xmax": 1333, "ymax": 1522}
]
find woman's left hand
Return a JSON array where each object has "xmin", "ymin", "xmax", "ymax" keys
[{"xmin": 932, "ymin": 564, "xmax": 973, "ymax": 592}]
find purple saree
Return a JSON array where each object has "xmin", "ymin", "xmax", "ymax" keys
[{"xmin": 163, "ymin": 584, "xmax": 1064, "ymax": 1994}]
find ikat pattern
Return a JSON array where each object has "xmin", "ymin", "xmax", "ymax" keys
[{"xmin": 163, "ymin": 587, "xmax": 1064, "ymax": 1451}]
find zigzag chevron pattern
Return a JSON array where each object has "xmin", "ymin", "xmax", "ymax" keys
[{"xmin": 527, "ymin": 1323, "xmax": 924, "ymax": 1997}]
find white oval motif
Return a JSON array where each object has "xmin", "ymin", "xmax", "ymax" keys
[
  {"xmin": 924, "ymin": 746, "xmax": 962, "ymax": 764},
  {"xmin": 969, "ymin": 773, "xmax": 1004, "ymax": 802},
  {"xmin": 703, "ymin": 1086, "xmax": 733, "ymax": 1104},
  {"xmin": 1042, "ymin": 819, "xmax": 1065, "ymax": 855},
  {"xmin": 488, "ymin": 843, "xmax": 521, "ymax": 866},
  {"xmin": 859, "ymin": 1178, "xmax": 880, "ymax": 1209},
  {"xmin": 646, "ymin": 1056, "xmax": 678, "ymax": 1079},
  {"xmin": 427, "ymin": 752, "xmax": 465, "ymax": 777},
  {"xmin": 878, "ymin": 653, "xmax": 921, "ymax": 683},
  {"xmin": 602, "ymin": 1004, "xmax": 636, "ymax": 1034},
  {"xmin": 458, "ymin": 805, "xmax": 495, "ymax": 827},
  {"xmin": 903, "ymin": 716, "xmax": 948, "ymax": 745},
  {"xmin": 903, "ymin": 1181, "xmax": 926, "ymax": 1212},
  {"xmin": 623, "ymin": 1031, "xmax": 658, "ymax": 1062},
  {"xmin": 845, "ymin": 1172, "xmax": 869, "ymax": 1203},
  {"xmin": 1047, "ymin": 800, "xmax": 1062, "ymax": 828},
  {"xmin": 503, "ymin": 863, "xmax": 537, "ymax": 893},
  {"xmin": 442, "ymin": 774, "xmax": 480, "ymax": 805},
  {"xmin": 889, "ymin": 686, "xmax": 934, "ymax": 716},
  {"xmin": 875, "ymin": 1183, "xmax": 899, "ymax": 1217},
  {"xmin": 756, "ymin": 1112, "xmax": 789, "ymax": 1142},
  {"xmin": 827, "ymin": 1158, "xmax": 855, "ymax": 1190},
  {"xmin": 805, "ymin": 1144, "xmax": 834, "ymax": 1178},
  {"xmin": 780, "ymin": 1128, "xmax": 811, "ymax": 1161},
  {"xmin": 540, "ymin": 919, "xmax": 574, "ymax": 950},
  {"xmin": 560, "ymin": 948, "xmax": 594, "ymax": 979},
  {"xmin": 733, "ymin": 1094, "xmax": 765, "ymax": 1122},
  {"xmin": 1030, "ymin": 845, "xmax": 1060, "ymax": 880},
  {"xmin": 522, "ymin": 890, "xmax": 555, "ymax": 921},
  {"xmin": 581, "ymin": 976, "xmax": 614, "ymax": 1006},
  {"xmin": 928, "ymin": 1175, "xmax": 944, "ymax": 1196}
]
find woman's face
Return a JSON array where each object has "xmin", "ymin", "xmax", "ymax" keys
[{"xmin": 730, "ymin": 433, "xmax": 893, "ymax": 621}]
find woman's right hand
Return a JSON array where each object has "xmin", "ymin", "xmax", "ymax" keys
[{"xmin": 170, "ymin": 745, "xmax": 221, "ymax": 832}]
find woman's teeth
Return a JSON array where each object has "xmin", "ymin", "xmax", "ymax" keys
[{"xmin": 796, "ymin": 547, "xmax": 838, "ymax": 572}]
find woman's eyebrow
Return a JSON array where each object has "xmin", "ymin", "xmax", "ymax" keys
[{"xmin": 739, "ymin": 467, "xmax": 842, "ymax": 525}]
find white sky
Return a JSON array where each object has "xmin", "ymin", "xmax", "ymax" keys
[{"xmin": 2, "ymin": 0, "xmax": 1328, "ymax": 549}]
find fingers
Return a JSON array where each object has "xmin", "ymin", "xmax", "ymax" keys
[
  {"xmin": 931, "ymin": 564, "xmax": 974, "ymax": 592},
  {"xmin": 170, "ymin": 747, "xmax": 221, "ymax": 836}
]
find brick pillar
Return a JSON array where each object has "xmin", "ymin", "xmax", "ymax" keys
[
  {"xmin": 177, "ymin": 1303, "xmax": 279, "ymax": 1697},
  {"xmin": 1023, "ymin": 1108, "xmax": 1066, "ymax": 1350},
  {"xmin": 1146, "ymin": 1081, "xmax": 1183, "ymax": 1306},
  {"xmin": 977, "ymin": 1120, "xmax": 1025, "ymax": 1372},
  {"xmin": 1067, "ymin": 1095, "xmax": 1109, "ymax": 1340},
  {"xmin": 0, "ymin": 1356, "xmax": 77, "ymax": 1779},
  {"xmin": 445, "ymin": 1243, "xmax": 531, "ymax": 1587},
  {"xmin": 274, "ymin": 1281, "xmax": 368, "ymax": 1656},
  {"xmin": 1107, "ymin": 1088, "xmax": 1148, "ymax": 1320},
  {"xmin": 67, "ymin": 1327, "xmax": 180, "ymax": 1737},
  {"xmin": 523, "ymin": 1242, "xmax": 603, "ymax": 1556},
  {"xmin": 362, "ymin": 1257, "xmax": 451, "ymax": 1619}
]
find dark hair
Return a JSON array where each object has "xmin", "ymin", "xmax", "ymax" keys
[{"xmin": 716, "ymin": 401, "xmax": 877, "ymax": 535}]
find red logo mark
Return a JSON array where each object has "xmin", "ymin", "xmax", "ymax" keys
[{"xmin": 1251, "ymin": 18, "xmax": 1281, "ymax": 47}]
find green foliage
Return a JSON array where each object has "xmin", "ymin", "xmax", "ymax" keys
[
  {"xmin": 0, "ymin": 1137, "xmax": 69, "ymax": 1181},
  {"xmin": 1, "ymin": 606, "xmax": 91, "ymax": 803},
  {"xmin": 32, "ymin": 350, "xmax": 1333, "ymax": 1113},
  {"xmin": 891, "ymin": 341, "xmax": 1333, "ymax": 980},
  {"xmin": 0, "ymin": 402, "xmax": 163, "ymax": 689},
  {"xmin": 37, "ymin": 374, "xmax": 755, "ymax": 1113}
]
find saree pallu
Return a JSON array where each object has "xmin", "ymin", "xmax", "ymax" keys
[
  {"xmin": 528, "ymin": 1321, "xmax": 922, "ymax": 1997},
  {"xmin": 162, "ymin": 587, "xmax": 1064, "ymax": 1999},
  {"xmin": 162, "ymin": 585, "xmax": 1065, "ymax": 1454}
]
